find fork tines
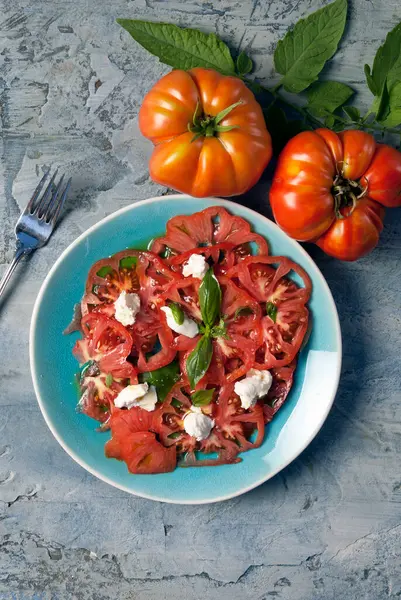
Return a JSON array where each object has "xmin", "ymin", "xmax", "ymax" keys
[{"xmin": 26, "ymin": 169, "xmax": 72, "ymax": 225}]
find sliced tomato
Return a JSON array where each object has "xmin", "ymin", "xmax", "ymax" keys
[
  {"xmin": 77, "ymin": 372, "xmax": 125, "ymax": 423},
  {"xmin": 229, "ymin": 255, "xmax": 312, "ymax": 305},
  {"xmin": 263, "ymin": 361, "xmax": 296, "ymax": 423},
  {"xmin": 73, "ymin": 313, "xmax": 137, "ymax": 380},
  {"xmin": 151, "ymin": 206, "xmax": 268, "ymax": 255},
  {"xmin": 105, "ymin": 408, "xmax": 176, "ymax": 474},
  {"xmin": 136, "ymin": 313, "xmax": 177, "ymax": 372},
  {"xmin": 81, "ymin": 250, "xmax": 141, "ymax": 316},
  {"xmin": 82, "ymin": 249, "xmax": 179, "ymax": 316}
]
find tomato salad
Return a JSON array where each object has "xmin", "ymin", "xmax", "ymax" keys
[{"xmin": 70, "ymin": 207, "xmax": 312, "ymax": 474}]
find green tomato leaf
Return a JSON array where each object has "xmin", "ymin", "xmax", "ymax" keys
[
  {"xmin": 266, "ymin": 301, "xmax": 278, "ymax": 323},
  {"xmin": 168, "ymin": 302, "xmax": 185, "ymax": 325},
  {"xmin": 307, "ymin": 81, "xmax": 354, "ymax": 114},
  {"xmin": 186, "ymin": 335, "xmax": 213, "ymax": 389},
  {"xmin": 117, "ymin": 19, "xmax": 235, "ymax": 74},
  {"xmin": 141, "ymin": 361, "xmax": 180, "ymax": 401},
  {"xmin": 375, "ymin": 78, "xmax": 391, "ymax": 123},
  {"xmin": 379, "ymin": 81, "xmax": 401, "ymax": 127},
  {"xmin": 191, "ymin": 388, "xmax": 215, "ymax": 407},
  {"xmin": 324, "ymin": 115, "xmax": 335, "ymax": 128},
  {"xmin": 366, "ymin": 22, "xmax": 401, "ymax": 126},
  {"xmin": 364, "ymin": 64, "xmax": 377, "ymax": 96},
  {"xmin": 371, "ymin": 22, "xmax": 401, "ymax": 101},
  {"xmin": 236, "ymin": 51, "xmax": 253, "ymax": 75},
  {"xmin": 274, "ymin": 0, "xmax": 348, "ymax": 93},
  {"xmin": 343, "ymin": 105, "xmax": 360, "ymax": 122},
  {"xmin": 199, "ymin": 268, "xmax": 222, "ymax": 327}
]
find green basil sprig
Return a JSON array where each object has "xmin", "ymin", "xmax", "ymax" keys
[
  {"xmin": 140, "ymin": 361, "xmax": 180, "ymax": 401},
  {"xmin": 199, "ymin": 268, "xmax": 222, "ymax": 328},
  {"xmin": 186, "ymin": 268, "xmax": 227, "ymax": 388},
  {"xmin": 186, "ymin": 335, "xmax": 213, "ymax": 389},
  {"xmin": 191, "ymin": 388, "xmax": 215, "ymax": 407},
  {"xmin": 266, "ymin": 301, "xmax": 278, "ymax": 323},
  {"xmin": 169, "ymin": 302, "xmax": 185, "ymax": 325}
]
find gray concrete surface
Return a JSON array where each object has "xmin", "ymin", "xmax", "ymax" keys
[{"xmin": 1, "ymin": 1, "xmax": 401, "ymax": 598}]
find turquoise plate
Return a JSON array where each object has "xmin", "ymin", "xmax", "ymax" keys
[{"xmin": 30, "ymin": 195, "xmax": 341, "ymax": 504}]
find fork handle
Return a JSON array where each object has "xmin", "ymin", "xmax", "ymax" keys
[{"xmin": 0, "ymin": 246, "xmax": 32, "ymax": 299}]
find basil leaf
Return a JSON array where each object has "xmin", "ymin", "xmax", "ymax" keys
[
  {"xmin": 171, "ymin": 398, "xmax": 182, "ymax": 409},
  {"xmin": 266, "ymin": 301, "xmax": 278, "ymax": 323},
  {"xmin": 307, "ymin": 81, "xmax": 354, "ymax": 115},
  {"xmin": 186, "ymin": 335, "xmax": 213, "ymax": 389},
  {"xmin": 343, "ymin": 106, "xmax": 360, "ymax": 122},
  {"xmin": 210, "ymin": 318, "xmax": 229, "ymax": 340},
  {"xmin": 141, "ymin": 361, "xmax": 180, "ymax": 401},
  {"xmin": 105, "ymin": 373, "xmax": 113, "ymax": 387},
  {"xmin": 168, "ymin": 431, "xmax": 182, "ymax": 439},
  {"xmin": 236, "ymin": 51, "xmax": 253, "ymax": 75},
  {"xmin": 169, "ymin": 302, "xmax": 184, "ymax": 325},
  {"xmin": 191, "ymin": 388, "xmax": 215, "ymax": 407},
  {"xmin": 274, "ymin": 0, "xmax": 347, "ymax": 93},
  {"xmin": 234, "ymin": 306, "xmax": 254, "ymax": 319},
  {"xmin": 199, "ymin": 268, "xmax": 221, "ymax": 327},
  {"xmin": 117, "ymin": 20, "xmax": 235, "ymax": 74}
]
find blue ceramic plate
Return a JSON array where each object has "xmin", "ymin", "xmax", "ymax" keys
[{"xmin": 30, "ymin": 195, "xmax": 341, "ymax": 504}]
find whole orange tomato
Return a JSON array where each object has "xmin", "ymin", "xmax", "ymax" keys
[
  {"xmin": 139, "ymin": 68, "xmax": 272, "ymax": 197},
  {"xmin": 270, "ymin": 128, "xmax": 401, "ymax": 261}
]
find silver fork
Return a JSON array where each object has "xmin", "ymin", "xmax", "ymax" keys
[{"xmin": 0, "ymin": 169, "xmax": 71, "ymax": 299}]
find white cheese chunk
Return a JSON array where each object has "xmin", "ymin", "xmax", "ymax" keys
[
  {"xmin": 234, "ymin": 368, "xmax": 273, "ymax": 410},
  {"xmin": 182, "ymin": 254, "xmax": 208, "ymax": 280},
  {"xmin": 161, "ymin": 306, "xmax": 199, "ymax": 338},
  {"xmin": 114, "ymin": 383, "xmax": 158, "ymax": 412},
  {"xmin": 114, "ymin": 291, "xmax": 141, "ymax": 326},
  {"xmin": 183, "ymin": 406, "xmax": 215, "ymax": 441}
]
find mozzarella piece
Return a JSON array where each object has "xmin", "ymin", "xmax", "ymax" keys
[
  {"xmin": 182, "ymin": 254, "xmax": 208, "ymax": 280},
  {"xmin": 161, "ymin": 306, "xmax": 199, "ymax": 338},
  {"xmin": 183, "ymin": 406, "xmax": 215, "ymax": 441},
  {"xmin": 234, "ymin": 369, "xmax": 273, "ymax": 410},
  {"xmin": 114, "ymin": 291, "xmax": 141, "ymax": 326},
  {"xmin": 114, "ymin": 383, "xmax": 158, "ymax": 412}
]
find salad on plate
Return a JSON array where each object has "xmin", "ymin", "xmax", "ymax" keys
[{"xmin": 69, "ymin": 206, "xmax": 312, "ymax": 474}]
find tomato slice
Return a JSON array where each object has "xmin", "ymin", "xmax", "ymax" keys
[
  {"xmin": 151, "ymin": 206, "xmax": 268, "ymax": 255},
  {"xmin": 105, "ymin": 408, "xmax": 177, "ymax": 474},
  {"xmin": 263, "ymin": 361, "xmax": 296, "ymax": 423},
  {"xmin": 73, "ymin": 313, "xmax": 137, "ymax": 380},
  {"xmin": 226, "ymin": 256, "xmax": 311, "ymax": 369},
  {"xmin": 81, "ymin": 250, "xmax": 141, "ymax": 316}
]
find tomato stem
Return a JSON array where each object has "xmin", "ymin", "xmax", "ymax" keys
[
  {"xmin": 189, "ymin": 100, "xmax": 243, "ymax": 140},
  {"xmin": 332, "ymin": 173, "xmax": 365, "ymax": 219}
]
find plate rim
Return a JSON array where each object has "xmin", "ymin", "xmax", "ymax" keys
[{"xmin": 29, "ymin": 194, "xmax": 342, "ymax": 504}]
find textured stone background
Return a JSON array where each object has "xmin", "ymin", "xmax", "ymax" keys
[{"xmin": 1, "ymin": 0, "xmax": 401, "ymax": 598}]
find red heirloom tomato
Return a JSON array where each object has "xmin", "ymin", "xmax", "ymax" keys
[
  {"xmin": 270, "ymin": 128, "xmax": 401, "ymax": 261},
  {"xmin": 139, "ymin": 68, "xmax": 272, "ymax": 197}
]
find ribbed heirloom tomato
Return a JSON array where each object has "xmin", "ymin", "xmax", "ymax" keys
[
  {"xmin": 139, "ymin": 68, "xmax": 272, "ymax": 197},
  {"xmin": 270, "ymin": 129, "xmax": 401, "ymax": 261}
]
